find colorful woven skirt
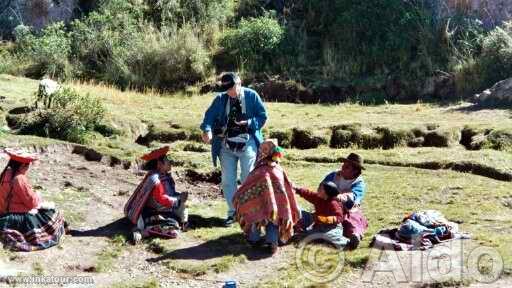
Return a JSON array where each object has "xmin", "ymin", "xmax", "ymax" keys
[
  {"xmin": 141, "ymin": 209, "xmax": 181, "ymax": 239},
  {"xmin": 0, "ymin": 209, "xmax": 65, "ymax": 252}
]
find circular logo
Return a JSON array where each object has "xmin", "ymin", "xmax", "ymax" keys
[{"xmin": 295, "ymin": 233, "xmax": 345, "ymax": 283}]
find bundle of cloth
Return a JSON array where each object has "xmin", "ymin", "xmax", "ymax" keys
[{"xmin": 371, "ymin": 210, "xmax": 470, "ymax": 250}]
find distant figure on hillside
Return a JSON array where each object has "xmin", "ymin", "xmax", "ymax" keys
[
  {"xmin": 124, "ymin": 146, "xmax": 188, "ymax": 244},
  {"xmin": 233, "ymin": 139, "xmax": 300, "ymax": 255},
  {"xmin": 0, "ymin": 149, "xmax": 66, "ymax": 251},
  {"xmin": 200, "ymin": 72, "xmax": 268, "ymax": 227}
]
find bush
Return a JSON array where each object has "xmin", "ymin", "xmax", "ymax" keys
[
  {"xmin": 69, "ymin": 3, "xmax": 143, "ymax": 87},
  {"xmin": 145, "ymin": 0, "xmax": 235, "ymax": 28},
  {"xmin": 291, "ymin": 128, "xmax": 328, "ymax": 149},
  {"xmin": 70, "ymin": 2, "xmax": 211, "ymax": 91},
  {"xmin": 485, "ymin": 130, "xmax": 512, "ymax": 151},
  {"xmin": 0, "ymin": 50, "xmax": 27, "ymax": 76},
  {"xmin": 269, "ymin": 129, "xmax": 292, "ymax": 148},
  {"xmin": 220, "ymin": 15, "xmax": 285, "ymax": 73},
  {"xmin": 126, "ymin": 25, "xmax": 211, "ymax": 91},
  {"xmin": 14, "ymin": 23, "xmax": 72, "ymax": 80},
  {"xmin": 21, "ymin": 87, "xmax": 106, "ymax": 144},
  {"xmin": 478, "ymin": 23, "xmax": 512, "ymax": 89},
  {"xmin": 330, "ymin": 129, "xmax": 352, "ymax": 148}
]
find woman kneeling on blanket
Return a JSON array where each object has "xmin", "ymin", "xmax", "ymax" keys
[
  {"xmin": 0, "ymin": 149, "xmax": 65, "ymax": 252},
  {"xmin": 124, "ymin": 146, "xmax": 188, "ymax": 244},
  {"xmin": 233, "ymin": 139, "xmax": 301, "ymax": 255}
]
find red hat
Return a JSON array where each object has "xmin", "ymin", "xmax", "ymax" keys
[
  {"xmin": 4, "ymin": 148, "xmax": 39, "ymax": 164},
  {"xmin": 141, "ymin": 146, "xmax": 170, "ymax": 161}
]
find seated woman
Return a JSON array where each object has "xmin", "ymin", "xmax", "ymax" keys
[
  {"xmin": 294, "ymin": 181, "xmax": 350, "ymax": 249},
  {"xmin": 124, "ymin": 146, "xmax": 188, "ymax": 244},
  {"xmin": 233, "ymin": 139, "xmax": 301, "ymax": 255},
  {"xmin": 322, "ymin": 152, "xmax": 368, "ymax": 249},
  {"xmin": 0, "ymin": 149, "xmax": 65, "ymax": 251}
]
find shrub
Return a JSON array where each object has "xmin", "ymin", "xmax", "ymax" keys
[
  {"xmin": 69, "ymin": 3, "xmax": 143, "ymax": 87},
  {"xmin": 21, "ymin": 87, "xmax": 106, "ymax": 144},
  {"xmin": 70, "ymin": 3, "xmax": 211, "ymax": 91},
  {"xmin": 220, "ymin": 15, "xmax": 285, "ymax": 73},
  {"xmin": 291, "ymin": 128, "xmax": 328, "ymax": 149},
  {"xmin": 485, "ymin": 130, "xmax": 512, "ymax": 151},
  {"xmin": 14, "ymin": 23, "xmax": 72, "ymax": 80},
  {"xmin": 330, "ymin": 129, "xmax": 352, "ymax": 148},
  {"xmin": 145, "ymin": 0, "xmax": 235, "ymax": 28},
  {"xmin": 478, "ymin": 23, "xmax": 512, "ymax": 89},
  {"xmin": 126, "ymin": 25, "xmax": 211, "ymax": 91},
  {"xmin": 269, "ymin": 129, "xmax": 292, "ymax": 148}
]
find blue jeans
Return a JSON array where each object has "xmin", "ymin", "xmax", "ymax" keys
[
  {"xmin": 248, "ymin": 223, "xmax": 279, "ymax": 245},
  {"xmin": 220, "ymin": 137, "xmax": 257, "ymax": 218},
  {"xmin": 300, "ymin": 210, "xmax": 349, "ymax": 249}
]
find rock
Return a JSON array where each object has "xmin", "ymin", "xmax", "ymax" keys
[{"xmin": 474, "ymin": 77, "xmax": 512, "ymax": 105}]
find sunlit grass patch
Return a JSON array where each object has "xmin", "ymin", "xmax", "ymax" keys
[{"xmin": 94, "ymin": 235, "xmax": 127, "ymax": 273}]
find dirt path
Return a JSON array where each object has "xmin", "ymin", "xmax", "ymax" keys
[{"xmin": 0, "ymin": 146, "xmax": 301, "ymax": 288}]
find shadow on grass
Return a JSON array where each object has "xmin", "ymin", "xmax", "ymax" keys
[
  {"xmin": 68, "ymin": 217, "xmax": 130, "ymax": 239},
  {"xmin": 449, "ymin": 102, "xmax": 511, "ymax": 112},
  {"xmin": 68, "ymin": 214, "xmax": 226, "ymax": 239},
  {"xmin": 187, "ymin": 214, "xmax": 225, "ymax": 229},
  {"xmin": 146, "ymin": 232, "xmax": 273, "ymax": 263}
]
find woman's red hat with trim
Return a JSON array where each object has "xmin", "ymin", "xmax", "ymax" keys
[
  {"xmin": 3, "ymin": 148, "xmax": 39, "ymax": 164},
  {"xmin": 141, "ymin": 146, "xmax": 170, "ymax": 161}
]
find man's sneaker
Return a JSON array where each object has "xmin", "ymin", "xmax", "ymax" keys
[
  {"xmin": 224, "ymin": 216, "xmax": 235, "ymax": 227},
  {"xmin": 346, "ymin": 234, "xmax": 361, "ymax": 250}
]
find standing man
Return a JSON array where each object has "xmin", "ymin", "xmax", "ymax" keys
[{"xmin": 200, "ymin": 72, "xmax": 268, "ymax": 226}]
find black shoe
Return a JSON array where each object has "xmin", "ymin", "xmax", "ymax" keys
[
  {"xmin": 346, "ymin": 234, "xmax": 361, "ymax": 250},
  {"xmin": 224, "ymin": 216, "xmax": 235, "ymax": 227},
  {"xmin": 248, "ymin": 239, "xmax": 265, "ymax": 248}
]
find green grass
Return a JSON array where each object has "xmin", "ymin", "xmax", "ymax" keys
[
  {"xmin": 3, "ymin": 74, "xmax": 512, "ymax": 159},
  {"xmin": 111, "ymin": 279, "xmax": 160, "ymax": 288},
  {"xmin": 164, "ymin": 254, "xmax": 247, "ymax": 276},
  {"xmin": 1, "ymin": 74, "xmax": 512, "ymax": 286},
  {"xmin": 45, "ymin": 187, "xmax": 90, "ymax": 225},
  {"xmin": 94, "ymin": 235, "xmax": 127, "ymax": 273},
  {"xmin": 32, "ymin": 262, "xmax": 44, "ymax": 276},
  {"xmin": 252, "ymin": 161, "xmax": 512, "ymax": 286}
]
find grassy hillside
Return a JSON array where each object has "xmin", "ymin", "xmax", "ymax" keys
[{"xmin": 1, "ymin": 74, "xmax": 511, "ymax": 287}]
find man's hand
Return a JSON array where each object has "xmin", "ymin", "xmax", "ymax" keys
[
  {"xmin": 201, "ymin": 131, "xmax": 212, "ymax": 144},
  {"xmin": 336, "ymin": 193, "xmax": 348, "ymax": 202},
  {"xmin": 336, "ymin": 192, "xmax": 352, "ymax": 202}
]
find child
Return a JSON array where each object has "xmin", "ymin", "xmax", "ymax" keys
[{"xmin": 295, "ymin": 181, "xmax": 350, "ymax": 248}]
